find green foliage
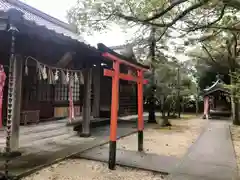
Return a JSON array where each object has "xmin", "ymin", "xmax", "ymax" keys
[
  {"xmin": 144, "ymin": 59, "xmax": 197, "ymax": 113},
  {"xmin": 67, "ymin": 0, "xmax": 171, "ymax": 34},
  {"xmin": 226, "ymin": 71, "xmax": 240, "ymax": 99},
  {"xmin": 185, "ymin": 8, "xmax": 240, "ymax": 124},
  {"xmin": 67, "ymin": 0, "xmax": 240, "ymax": 119},
  {"xmin": 198, "ymin": 70, "xmax": 218, "ymax": 90},
  {"xmin": 187, "ymin": 21, "xmax": 240, "ymax": 89}
]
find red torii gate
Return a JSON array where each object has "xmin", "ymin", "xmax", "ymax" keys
[{"xmin": 102, "ymin": 52, "xmax": 149, "ymax": 170}]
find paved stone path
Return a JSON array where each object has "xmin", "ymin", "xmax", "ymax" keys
[
  {"xmin": 3, "ymin": 114, "xmax": 236, "ymax": 180},
  {"xmin": 0, "ymin": 122, "xmax": 137, "ymax": 178},
  {"xmin": 76, "ymin": 146, "xmax": 179, "ymax": 173},
  {"xmin": 0, "ymin": 113, "xmax": 153, "ymax": 151},
  {"xmin": 0, "ymin": 113, "xmax": 157, "ymax": 178},
  {"xmin": 168, "ymin": 120, "xmax": 238, "ymax": 180}
]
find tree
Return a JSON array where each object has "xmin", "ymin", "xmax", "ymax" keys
[
  {"xmin": 68, "ymin": 0, "xmax": 240, "ymax": 125},
  {"xmin": 144, "ymin": 57, "xmax": 196, "ymax": 126},
  {"xmin": 68, "ymin": 0, "xmax": 240, "ymax": 31},
  {"xmin": 228, "ymin": 71, "xmax": 240, "ymax": 100},
  {"xmin": 147, "ymin": 27, "xmax": 157, "ymax": 123},
  {"xmin": 188, "ymin": 28, "xmax": 240, "ymax": 124}
]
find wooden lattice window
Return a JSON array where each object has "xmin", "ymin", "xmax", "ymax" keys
[
  {"xmin": 29, "ymin": 84, "xmax": 38, "ymax": 101},
  {"xmin": 38, "ymin": 80, "xmax": 51, "ymax": 101},
  {"xmin": 72, "ymin": 82, "xmax": 80, "ymax": 101},
  {"xmin": 25, "ymin": 66, "xmax": 38, "ymax": 101},
  {"xmin": 54, "ymin": 82, "xmax": 80, "ymax": 102},
  {"xmin": 54, "ymin": 83, "xmax": 68, "ymax": 101}
]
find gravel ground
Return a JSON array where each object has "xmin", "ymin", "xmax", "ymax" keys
[
  {"xmin": 22, "ymin": 159, "xmax": 165, "ymax": 180},
  {"xmin": 22, "ymin": 116, "xmax": 205, "ymax": 180},
  {"xmin": 230, "ymin": 125, "xmax": 240, "ymax": 175},
  {"xmin": 104, "ymin": 117, "xmax": 206, "ymax": 158}
]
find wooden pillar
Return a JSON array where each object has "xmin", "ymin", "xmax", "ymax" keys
[
  {"xmin": 137, "ymin": 70, "xmax": 144, "ymax": 152},
  {"xmin": 92, "ymin": 64, "xmax": 100, "ymax": 117},
  {"xmin": 135, "ymin": 83, "xmax": 138, "ymax": 115},
  {"xmin": 10, "ymin": 55, "xmax": 22, "ymax": 151},
  {"xmin": 108, "ymin": 60, "xmax": 120, "ymax": 170},
  {"xmin": 203, "ymin": 96, "xmax": 209, "ymax": 119},
  {"xmin": 5, "ymin": 21, "xmax": 23, "ymax": 155},
  {"xmin": 80, "ymin": 66, "xmax": 92, "ymax": 137}
]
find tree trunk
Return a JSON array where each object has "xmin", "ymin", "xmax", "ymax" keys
[
  {"xmin": 173, "ymin": 109, "xmax": 176, "ymax": 117},
  {"xmin": 177, "ymin": 68, "xmax": 181, "ymax": 118},
  {"xmin": 181, "ymin": 103, "xmax": 184, "ymax": 114},
  {"xmin": 148, "ymin": 95, "xmax": 156, "ymax": 123},
  {"xmin": 148, "ymin": 27, "xmax": 156, "ymax": 123},
  {"xmin": 162, "ymin": 106, "xmax": 165, "ymax": 119},
  {"xmin": 161, "ymin": 116, "xmax": 172, "ymax": 126},
  {"xmin": 230, "ymin": 70, "xmax": 240, "ymax": 125},
  {"xmin": 160, "ymin": 100, "xmax": 172, "ymax": 126},
  {"xmin": 195, "ymin": 94, "xmax": 199, "ymax": 116},
  {"xmin": 233, "ymin": 100, "xmax": 240, "ymax": 125}
]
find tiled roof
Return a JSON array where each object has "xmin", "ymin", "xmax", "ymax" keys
[
  {"xmin": 203, "ymin": 78, "xmax": 229, "ymax": 95},
  {"xmin": 109, "ymin": 44, "xmax": 138, "ymax": 62},
  {"xmin": 98, "ymin": 43, "xmax": 150, "ymax": 69},
  {"xmin": 0, "ymin": 0, "xmax": 85, "ymax": 43}
]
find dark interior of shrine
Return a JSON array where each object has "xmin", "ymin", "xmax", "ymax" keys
[{"xmin": 208, "ymin": 90, "xmax": 231, "ymax": 117}]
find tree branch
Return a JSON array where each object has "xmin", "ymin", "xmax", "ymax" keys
[
  {"xmin": 126, "ymin": 1, "xmax": 135, "ymax": 16},
  {"xmin": 201, "ymin": 43, "xmax": 218, "ymax": 65},
  {"xmin": 186, "ymin": 5, "xmax": 226, "ymax": 32},
  {"xmin": 223, "ymin": 0, "xmax": 240, "ymax": 10},
  {"xmin": 116, "ymin": 0, "xmax": 210, "ymax": 27},
  {"xmin": 156, "ymin": 27, "xmax": 169, "ymax": 42},
  {"xmin": 198, "ymin": 30, "xmax": 222, "ymax": 42},
  {"xmin": 232, "ymin": 32, "xmax": 238, "ymax": 57},
  {"xmin": 145, "ymin": 0, "xmax": 188, "ymax": 21},
  {"xmin": 200, "ymin": 26, "xmax": 240, "ymax": 31}
]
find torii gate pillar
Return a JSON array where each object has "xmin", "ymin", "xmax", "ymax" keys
[{"xmin": 102, "ymin": 52, "xmax": 148, "ymax": 170}]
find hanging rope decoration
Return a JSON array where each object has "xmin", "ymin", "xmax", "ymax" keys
[{"xmin": 24, "ymin": 56, "xmax": 84, "ymax": 85}]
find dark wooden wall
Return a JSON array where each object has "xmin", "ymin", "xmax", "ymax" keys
[
  {"xmin": 1, "ymin": 30, "xmax": 138, "ymax": 122},
  {"xmin": 119, "ymin": 81, "xmax": 137, "ymax": 116},
  {"xmin": 99, "ymin": 65, "xmax": 138, "ymax": 118}
]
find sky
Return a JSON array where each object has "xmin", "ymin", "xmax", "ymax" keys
[
  {"xmin": 20, "ymin": 0, "xmax": 128, "ymax": 47},
  {"xmin": 20, "ymin": 0, "xmax": 189, "ymax": 61}
]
